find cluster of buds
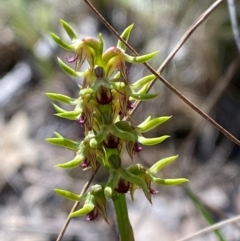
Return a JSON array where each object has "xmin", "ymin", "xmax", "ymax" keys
[{"xmin": 47, "ymin": 20, "xmax": 188, "ymax": 222}]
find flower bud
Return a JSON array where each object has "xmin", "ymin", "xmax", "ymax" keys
[{"xmin": 94, "ymin": 66, "xmax": 105, "ymax": 78}]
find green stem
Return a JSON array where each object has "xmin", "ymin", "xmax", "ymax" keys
[{"xmin": 112, "ymin": 193, "xmax": 135, "ymax": 241}]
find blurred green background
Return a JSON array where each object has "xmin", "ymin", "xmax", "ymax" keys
[{"xmin": 1, "ymin": 0, "xmax": 240, "ymax": 240}]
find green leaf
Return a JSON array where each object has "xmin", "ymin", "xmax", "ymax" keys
[
  {"xmin": 46, "ymin": 93, "xmax": 76, "ymax": 104},
  {"xmin": 54, "ymin": 189, "xmax": 83, "ymax": 201},
  {"xmin": 50, "ymin": 32, "xmax": 75, "ymax": 51},
  {"xmin": 60, "ymin": 19, "xmax": 78, "ymax": 40},
  {"xmin": 138, "ymin": 135, "xmax": 170, "ymax": 145},
  {"xmin": 57, "ymin": 57, "xmax": 84, "ymax": 77},
  {"xmin": 149, "ymin": 155, "xmax": 178, "ymax": 174},
  {"xmin": 131, "ymin": 74, "xmax": 155, "ymax": 89},
  {"xmin": 123, "ymin": 51, "xmax": 158, "ymax": 63},
  {"xmin": 46, "ymin": 136, "xmax": 80, "ymax": 151},
  {"xmin": 138, "ymin": 116, "xmax": 172, "ymax": 133},
  {"xmin": 117, "ymin": 24, "xmax": 134, "ymax": 51}
]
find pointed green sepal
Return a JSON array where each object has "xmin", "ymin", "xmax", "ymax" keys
[
  {"xmin": 70, "ymin": 194, "xmax": 95, "ymax": 218},
  {"xmin": 46, "ymin": 93, "xmax": 76, "ymax": 105},
  {"xmin": 138, "ymin": 116, "xmax": 172, "ymax": 133},
  {"xmin": 123, "ymin": 51, "xmax": 158, "ymax": 63},
  {"xmin": 57, "ymin": 57, "xmax": 84, "ymax": 77},
  {"xmin": 150, "ymin": 176, "xmax": 189, "ymax": 186},
  {"xmin": 79, "ymin": 87, "xmax": 94, "ymax": 96},
  {"xmin": 53, "ymin": 131, "xmax": 63, "ymax": 138},
  {"xmin": 56, "ymin": 152, "xmax": 85, "ymax": 169},
  {"xmin": 131, "ymin": 74, "xmax": 155, "ymax": 89},
  {"xmin": 52, "ymin": 103, "xmax": 67, "ymax": 114},
  {"xmin": 149, "ymin": 155, "xmax": 179, "ymax": 174},
  {"xmin": 130, "ymin": 92, "xmax": 158, "ymax": 101},
  {"xmin": 93, "ymin": 125, "xmax": 108, "ymax": 146},
  {"xmin": 46, "ymin": 135, "xmax": 80, "ymax": 151},
  {"xmin": 98, "ymin": 33, "xmax": 104, "ymax": 58},
  {"xmin": 50, "ymin": 32, "xmax": 75, "ymax": 51},
  {"xmin": 138, "ymin": 135, "xmax": 170, "ymax": 145},
  {"xmin": 54, "ymin": 188, "xmax": 84, "ymax": 201},
  {"xmin": 119, "ymin": 168, "xmax": 148, "ymax": 192},
  {"xmin": 110, "ymin": 124, "xmax": 137, "ymax": 142},
  {"xmin": 117, "ymin": 24, "xmax": 134, "ymax": 51},
  {"xmin": 60, "ymin": 19, "xmax": 78, "ymax": 41},
  {"xmin": 139, "ymin": 116, "xmax": 151, "ymax": 127},
  {"xmin": 55, "ymin": 109, "xmax": 81, "ymax": 120}
]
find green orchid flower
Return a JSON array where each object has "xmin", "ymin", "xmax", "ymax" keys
[{"xmin": 127, "ymin": 156, "xmax": 189, "ymax": 203}]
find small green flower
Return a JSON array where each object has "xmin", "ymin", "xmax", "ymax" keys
[
  {"xmin": 54, "ymin": 184, "xmax": 108, "ymax": 223},
  {"xmin": 127, "ymin": 156, "xmax": 189, "ymax": 203}
]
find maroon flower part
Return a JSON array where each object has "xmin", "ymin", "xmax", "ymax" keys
[
  {"xmin": 104, "ymin": 133, "xmax": 119, "ymax": 149},
  {"xmin": 96, "ymin": 86, "xmax": 112, "ymax": 105},
  {"xmin": 78, "ymin": 113, "xmax": 86, "ymax": 126},
  {"xmin": 94, "ymin": 66, "xmax": 105, "ymax": 78},
  {"xmin": 133, "ymin": 142, "xmax": 142, "ymax": 153},
  {"xmin": 119, "ymin": 100, "xmax": 135, "ymax": 116},
  {"xmin": 115, "ymin": 178, "xmax": 130, "ymax": 193},
  {"xmin": 150, "ymin": 188, "xmax": 158, "ymax": 195},
  {"xmin": 127, "ymin": 100, "xmax": 134, "ymax": 110},
  {"xmin": 80, "ymin": 158, "xmax": 90, "ymax": 168},
  {"xmin": 66, "ymin": 55, "xmax": 78, "ymax": 63},
  {"xmin": 86, "ymin": 208, "xmax": 98, "ymax": 221}
]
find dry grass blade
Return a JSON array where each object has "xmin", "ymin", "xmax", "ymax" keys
[{"xmin": 176, "ymin": 215, "xmax": 240, "ymax": 241}]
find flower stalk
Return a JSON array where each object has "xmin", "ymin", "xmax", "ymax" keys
[{"xmin": 112, "ymin": 193, "xmax": 135, "ymax": 241}]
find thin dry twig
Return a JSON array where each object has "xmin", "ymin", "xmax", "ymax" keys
[
  {"xmin": 158, "ymin": 0, "xmax": 225, "ymax": 73},
  {"xmin": 179, "ymin": 56, "xmax": 240, "ymax": 171},
  {"xmin": 176, "ymin": 215, "xmax": 240, "ymax": 241},
  {"xmin": 84, "ymin": 0, "xmax": 240, "ymax": 147},
  {"xmin": 56, "ymin": 164, "xmax": 100, "ymax": 241}
]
